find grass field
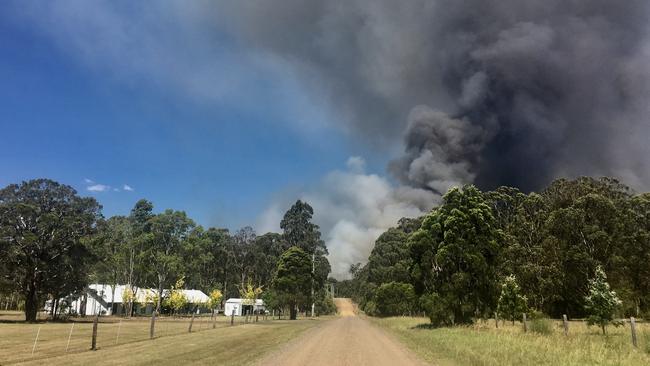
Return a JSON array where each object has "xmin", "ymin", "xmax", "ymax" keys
[
  {"xmin": 370, "ymin": 316, "xmax": 650, "ymax": 366},
  {"xmin": 0, "ymin": 311, "xmax": 325, "ymax": 365}
]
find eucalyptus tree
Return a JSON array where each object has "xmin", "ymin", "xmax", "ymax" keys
[
  {"xmin": 410, "ymin": 185, "xmax": 503, "ymax": 325},
  {"xmin": 0, "ymin": 179, "xmax": 102, "ymax": 321},
  {"xmin": 272, "ymin": 246, "xmax": 312, "ymax": 320},
  {"xmin": 145, "ymin": 209, "xmax": 195, "ymax": 313}
]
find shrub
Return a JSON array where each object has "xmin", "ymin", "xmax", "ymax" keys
[
  {"xmin": 420, "ymin": 292, "xmax": 452, "ymax": 326},
  {"xmin": 585, "ymin": 266, "xmax": 622, "ymax": 335},
  {"xmin": 375, "ymin": 282, "xmax": 417, "ymax": 316},
  {"xmin": 498, "ymin": 275, "xmax": 528, "ymax": 325},
  {"xmin": 363, "ymin": 300, "xmax": 378, "ymax": 316},
  {"xmin": 529, "ymin": 317, "xmax": 553, "ymax": 335}
]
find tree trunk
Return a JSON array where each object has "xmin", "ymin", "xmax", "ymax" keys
[
  {"xmin": 53, "ymin": 298, "xmax": 59, "ymax": 320},
  {"xmin": 110, "ymin": 286, "xmax": 116, "ymax": 316},
  {"xmin": 289, "ymin": 305, "xmax": 297, "ymax": 320},
  {"xmin": 602, "ymin": 324, "xmax": 606, "ymax": 335},
  {"xmin": 157, "ymin": 276, "xmax": 164, "ymax": 314},
  {"xmin": 24, "ymin": 282, "xmax": 39, "ymax": 322}
]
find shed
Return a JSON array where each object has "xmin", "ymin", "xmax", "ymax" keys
[{"xmin": 224, "ymin": 298, "xmax": 265, "ymax": 316}]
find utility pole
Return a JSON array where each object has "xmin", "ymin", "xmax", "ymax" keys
[{"xmin": 311, "ymin": 252, "xmax": 315, "ymax": 317}]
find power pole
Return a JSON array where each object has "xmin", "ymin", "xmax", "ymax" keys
[{"xmin": 311, "ymin": 252, "xmax": 315, "ymax": 317}]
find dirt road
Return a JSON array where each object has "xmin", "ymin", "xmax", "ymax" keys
[{"xmin": 256, "ymin": 298, "xmax": 426, "ymax": 366}]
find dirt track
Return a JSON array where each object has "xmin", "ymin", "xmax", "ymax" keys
[{"xmin": 256, "ymin": 298, "xmax": 426, "ymax": 366}]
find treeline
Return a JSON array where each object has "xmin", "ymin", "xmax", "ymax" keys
[
  {"xmin": 338, "ymin": 177, "xmax": 650, "ymax": 324},
  {"xmin": 0, "ymin": 179, "xmax": 333, "ymax": 321}
]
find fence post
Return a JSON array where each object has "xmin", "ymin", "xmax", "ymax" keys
[
  {"xmin": 522, "ymin": 313, "xmax": 527, "ymax": 333},
  {"xmin": 31, "ymin": 325, "xmax": 42, "ymax": 356},
  {"xmin": 91, "ymin": 314, "xmax": 99, "ymax": 350},
  {"xmin": 231, "ymin": 309, "xmax": 235, "ymax": 326},
  {"xmin": 188, "ymin": 313, "xmax": 195, "ymax": 333},
  {"xmin": 213, "ymin": 309, "xmax": 217, "ymax": 329},
  {"xmin": 115, "ymin": 319, "xmax": 122, "ymax": 345},
  {"xmin": 562, "ymin": 314, "xmax": 569, "ymax": 336},
  {"xmin": 495, "ymin": 312, "xmax": 499, "ymax": 329},
  {"xmin": 149, "ymin": 311, "xmax": 156, "ymax": 339},
  {"xmin": 65, "ymin": 322, "xmax": 75, "ymax": 352},
  {"xmin": 631, "ymin": 317, "xmax": 638, "ymax": 347}
]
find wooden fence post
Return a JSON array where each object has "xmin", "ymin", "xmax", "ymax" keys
[
  {"xmin": 65, "ymin": 322, "xmax": 75, "ymax": 352},
  {"xmin": 231, "ymin": 309, "xmax": 235, "ymax": 326},
  {"xmin": 522, "ymin": 313, "xmax": 527, "ymax": 333},
  {"xmin": 91, "ymin": 314, "xmax": 99, "ymax": 350},
  {"xmin": 188, "ymin": 313, "xmax": 195, "ymax": 333},
  {"xmin": 31, "ymin": 325, "xmax": 42, "ymax": 356},
  {"xmin": 631, "ymin": 317, "xmax": 638, "ymax": 347},
  {"xmin": 115, "ymin": 319, "xmax": 122, "ymax": 345},
  {"xmin": 149, "ymin": 311, "xmax": 156, "ymax": 339},
  {"xmin": 495, "ymin": 312, "xmax": 499, "ymax": 329},
  {"xmin": 213, "ymin": 309, "xmax": 217, "ymax": 329},
  {"xmin": 562, "ymin": 314, "xmax": 569, "ymax": 336}
]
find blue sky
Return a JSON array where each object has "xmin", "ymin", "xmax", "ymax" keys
[{"xmin": 0, "ymin": 3, "xmax": 386, "ymax": 231}]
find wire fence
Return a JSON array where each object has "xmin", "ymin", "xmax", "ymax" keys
[{"xmin": 0, "ymin": 311, "xmax": 275, "ymax": 364}]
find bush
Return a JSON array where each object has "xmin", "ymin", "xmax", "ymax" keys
[
  {"xmin": 363, "ymin": 300, "xmax": 378, "ymax": 316},
  {"xmin": 314, "ymin": 291, "xmax": 337, "ymax": 315},
  {"xmin": 529, "ymin": 317, "xmax": 553, "ymax": 335},
  {"xmin": 374, "ymin": 282, "xmax": 416, "ymax": 316},
  {"xmin": 420, "ymin": 292, "xmax": 452, "ymax": 326}
]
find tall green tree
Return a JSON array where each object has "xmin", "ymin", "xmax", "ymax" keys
[
  {"xmin": 410, "ymin": 185, "xmax": 503, "ymax": 325},
  {"xmin": 367, "ymin": 227, "xmax": 412, "ymax": 286},
  {"xmin": 280, "ymin": 200, "xmax": 326, "ymax": 255},
  {"xmin": 145, "ymin": 209, "xmax": 195, "ymax": 312},
  {"xmin": 90, "ymin": 216, "xmax": 131, "ymax": 312},
  {"xmin": 0, "ymin": 179, "xmax": 101, "ymax": 321},
  {"xmin": 280, "ymin": 200, "xmax": 329, "ymax": 315},
  {"xmin": 272, "ymin": 246, "xmax": 312, "ymax": 320},
  {"xmin": 622, "ymin": 194, "xmax": 650, "ymax": 316},
  {"xmin": 249, "ymin": 233, "xmax": 289, "ymax": 289}
]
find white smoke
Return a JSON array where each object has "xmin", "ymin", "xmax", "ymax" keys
[{"xmin": 257, "ymin": 157, "xmax": 437, "ymax": 278}]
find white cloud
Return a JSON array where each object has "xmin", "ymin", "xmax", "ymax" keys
[
  {"xmin": 87, "ymin": 184, "xmax": 111, "ymax": 192},
  {"xmin": 257, "ymin": 157, "xmax": 438, "ymax": 279},
  {"xmin": 84, "ymin": 178, "xmax": 94, "ymax": 184},
  {"xmin": 123, "ymin": 184, "xmax": 134, "ymax": 191}
]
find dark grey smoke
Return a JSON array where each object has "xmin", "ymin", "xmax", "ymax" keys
[{"xmin": 215, "ymin": 0, "xmax": 650, "ymax": 192}]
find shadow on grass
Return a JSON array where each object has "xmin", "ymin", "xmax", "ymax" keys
[{"xmin": 412, "ymin": 322, "xmax": 439, "ymax": 330}]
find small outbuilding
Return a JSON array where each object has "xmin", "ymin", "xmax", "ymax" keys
[{"xmin": 224, "ymin": 298, "xmax": 265, "ymax": 316}]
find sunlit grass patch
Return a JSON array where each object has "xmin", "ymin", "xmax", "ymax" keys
[{"xmin": 370, "ymin": 316, "xmax": 650, "ymax": 366}]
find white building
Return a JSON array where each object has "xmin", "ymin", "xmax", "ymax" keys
[
  {"xmin": 224, "ymin": 298, "xmax": 265, "ymax": 316},
  {"xmin": 52, "ymin": 284, "xmax": 210, "ymax": 316}
]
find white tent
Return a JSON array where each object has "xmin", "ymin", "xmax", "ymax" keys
[{"xmin": 224, "ymin": 298, "xmax": 265, "ymax": 316}]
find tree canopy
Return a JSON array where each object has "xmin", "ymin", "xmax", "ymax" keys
[{"xmin": 0, "ymin": 179, "xmax": 102, "ymax": 321}]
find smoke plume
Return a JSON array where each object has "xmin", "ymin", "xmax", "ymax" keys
[
  {"xmin": 258, "ymin": 157, "xmax": 436, "ymax": 277},
  {"xmin": 216, "ymin": 0, "xmax": 650, "ymax": 192}
]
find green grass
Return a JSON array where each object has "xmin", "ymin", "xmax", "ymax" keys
[
  {"xmin": 369, "ymin": 316, "xmax": 650, "ymax": 366},
  {"xmin": 0, "ymin": 311, "xmax": 326, "ymax": 365}
]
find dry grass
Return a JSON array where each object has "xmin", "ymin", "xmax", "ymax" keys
[
  {"xmin": 370, "ymin": 316, "xmax": 650, "ymax": 366},
  {"xmin": 0, "ymin": 311, "xmax": 325, "ymax": 365}
]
